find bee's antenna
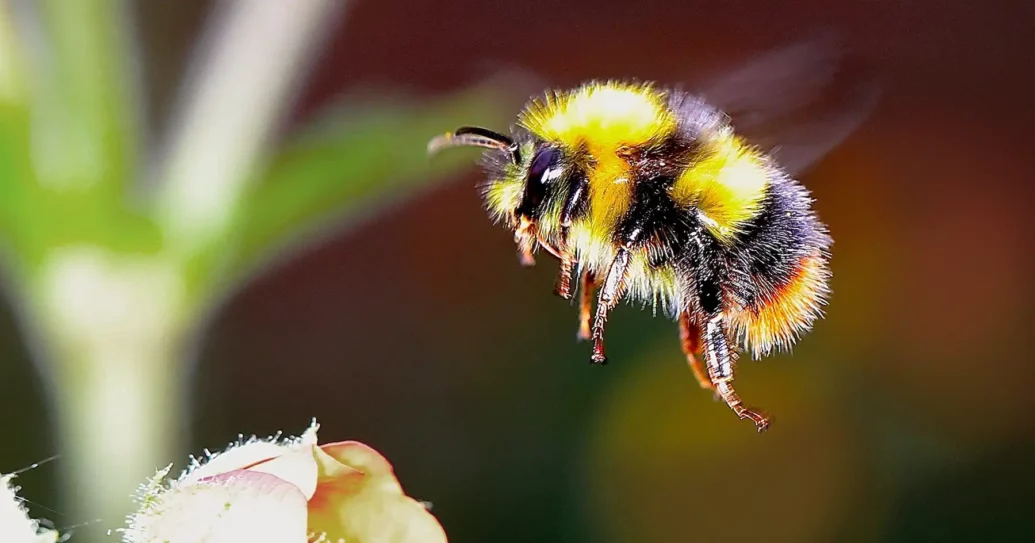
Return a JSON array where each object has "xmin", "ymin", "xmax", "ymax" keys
[{"xmin": 428, "ymin": 126, "xmax": 522, "ymax": 164}]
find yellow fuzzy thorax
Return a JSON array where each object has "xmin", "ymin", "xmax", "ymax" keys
[
  {"xmin": 519, "ymin": 82, "xmax": 678, "ymax": 231},
  {"xmin": 671, "ymin": 131, "xmax": 769, "ymax": 243},
  {"xmin": 518, "ymin": 82, "xmax": 676, "ymax": 150}
]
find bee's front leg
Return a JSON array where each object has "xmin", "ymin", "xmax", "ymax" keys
[
  {"xmin": 553, "ymin": 250, "xmax": 576, "ymax": 299},
  {"xmin": 514, "ymin": 217, "xmax": 538, "ymax": 267},
  {"xmin": 554, "ymin": 174, "xmax": 589, "ymax": 299},
  {"xmin": 535, "ymin": 236, "xmax": 596, "ymax": 343},
  {"xmin": 530, "ymin": 236, "xmax": 578, "ymax": 301}
]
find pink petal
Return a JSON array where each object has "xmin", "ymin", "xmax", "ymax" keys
[
  {"xmin": 180, "ymin": 441, "xmax": 289, "ymax": 485},
  {"xmin": 126, "ymin": 470, "xmax": 308, "ymax": 543},
  {"xmin": 245, "ymin": 445, "xmax": 321, "ymax": 500}
]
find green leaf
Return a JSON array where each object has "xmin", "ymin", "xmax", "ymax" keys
[
  {"xmin": 210, "ymin": 80, "xmax": 522, "ymax": 294},
  {"xmin": 32, "ymin": 0, "xmax": 140, "ymax": 198},
  {"xmin": 0, "ymin": 7, "xmax": 42, "ymax": 275},
  {"xmin": 0, "ymin": 102, "xmax": 44, "ymax": 273},
  {"xmin": 0, "ymin": 1, "xmax": 158, "ymax": 280}
]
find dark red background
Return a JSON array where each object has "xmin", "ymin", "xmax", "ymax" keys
[{"xmin": 5, "ymin": 1, "xmax": 1034, "ymax": 541}]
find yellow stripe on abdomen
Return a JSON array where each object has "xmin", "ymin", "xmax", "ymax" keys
[
  {"xmin": 728, "ymin": 250, "xmax": 830, "ymax": 358},
  {"xmin": 671, "ymin": 133, "xmax": 769, "ymax": 243}
]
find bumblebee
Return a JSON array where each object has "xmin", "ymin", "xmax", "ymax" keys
[{"xmin": 428, "ymin": 40, "xmax": 875, "ymax": 431}]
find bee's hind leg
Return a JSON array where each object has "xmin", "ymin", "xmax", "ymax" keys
[
  {"xmin": 678, "ymin": 311, "xmax": 714, "ymax": 391},
  {"xmin": 702, "ymin": 315, "xmax": 770, "ymax": 432}
]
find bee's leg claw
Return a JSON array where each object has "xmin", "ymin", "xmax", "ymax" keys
[
  {"xmin": 747, "ymin": 411, "xmax": 771, "ymax": 432},
  {"xmin": 736, "ymin": 407, "xmax": 771, "ymax": 432},
  {"xmin": 714, "ymin": 379, "xmax": 770, "ymax": 433}
]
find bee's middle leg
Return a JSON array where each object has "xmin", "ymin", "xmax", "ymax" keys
[
  {"xmin": 678, "ymin": 311, "xmax": 714, "ymax": 391},
  {"xmin": 577, "ymin": 271, "xmax": 596, "ymax": 341},
  {"xmin": 590, "ymin": 247, "xmax": 632, "ymax": 365}
]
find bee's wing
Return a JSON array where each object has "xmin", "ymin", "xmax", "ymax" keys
[{"xmin": 699, "ymin": 35, "xmax": 880, "ymax": 176}]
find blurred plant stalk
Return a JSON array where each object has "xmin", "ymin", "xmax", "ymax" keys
[
  {"xmin": 0, "ymin": 0, "xmax": 514, "ymax": 540},
  {"xmin": 5, "ymin": 0, "xmax": 345, "ymax": 536}
]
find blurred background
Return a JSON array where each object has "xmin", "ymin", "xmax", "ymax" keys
[{"xmin": 2, "ymin": 0, "xmax": 1033, "ymax": 542}]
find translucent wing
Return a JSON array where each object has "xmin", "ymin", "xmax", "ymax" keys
[{"xmin": 699, "ymin": 34, "xmax": 881, "ymax": 176}]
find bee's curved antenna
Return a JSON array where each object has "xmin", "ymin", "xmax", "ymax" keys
[{"xmin": 428, "ymin": 126, "xmax": 522, "ymax": 164}]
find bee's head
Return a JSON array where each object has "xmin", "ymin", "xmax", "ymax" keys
[{"xmin": 428, "ymin": 126, "xmax": 570, "ymax": 235}]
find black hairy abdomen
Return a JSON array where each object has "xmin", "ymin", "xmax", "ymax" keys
[{"xmin": 723, "ymin": 173, "xmax": 831, "ymax": 309}]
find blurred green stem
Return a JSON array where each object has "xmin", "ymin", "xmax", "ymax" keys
[
  {"xmin": 155, "ymin": 0, "xmax": 345, "ymax": 253},
  {"xmin": 54, "ymin": 355, "xmax": 181, "ymax": 532},
  {"xmin": 33, "ymin": 246, "xmax": 189, "ymax": 535},
  {"xmin": 0, "ymin": 0, "xmax": 512, "ymax": 539},
  {"xmin": 20, "ymin": 1, "xmax": 344, "ymax": 537}
]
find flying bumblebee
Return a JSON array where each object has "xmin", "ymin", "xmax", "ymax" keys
[{"xmin": 428, "ymin": 38, "xmax": 876, "ymax": 431}]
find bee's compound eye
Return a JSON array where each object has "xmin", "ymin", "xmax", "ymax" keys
[
  {"xmin": 518, "ymin": 146, "xmax": 564, "ymax": 218},
  {"xmin": 529, "ymin": 147, "xmax": 564, "ymax": 185}
]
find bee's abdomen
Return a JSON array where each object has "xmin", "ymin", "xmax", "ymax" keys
[
  {"xmin": 731, "ymin": 172, "xmax": 830, "ymax": 298},
  {"xmin": 724, "ymin": 172, "xmax": 833, "ymax": 357}
]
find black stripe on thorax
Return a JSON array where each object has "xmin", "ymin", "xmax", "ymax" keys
[{"xmin": 611, "ymin": 124, "xmax": 713, "ymax": 261}]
